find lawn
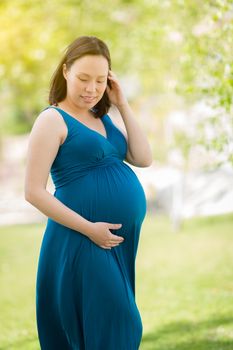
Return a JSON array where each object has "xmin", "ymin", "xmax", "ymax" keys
[{"xmin": 0, "ymin": 213, "xmax": 232, "ymax": 349}]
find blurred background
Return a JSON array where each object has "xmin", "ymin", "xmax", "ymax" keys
[{"xmin": 0, "ymin": 0, "xmax": 232, "ymax": 349}]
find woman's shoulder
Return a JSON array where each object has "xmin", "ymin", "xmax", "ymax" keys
[
  {"xmin": 30, "ymin": 106, "xmax": 67, "ymax": 144},
  {"xmin": 34, "ymin": 106, "xmax": 67, "ymax": 128},
  {"xmin": 37, "ymin": 105, "xmax": 62, "ymax": 119}
]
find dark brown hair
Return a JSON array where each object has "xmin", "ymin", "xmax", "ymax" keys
[{"xmin": 48, "ymin": 35, "xmax": 112, "ymax": 119}]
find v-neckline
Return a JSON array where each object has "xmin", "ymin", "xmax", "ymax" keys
[{"xmin": 50, "ymin": 106, "xmax": 109, "ymax": 141}]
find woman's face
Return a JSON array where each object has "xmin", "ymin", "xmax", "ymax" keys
[{"xmin": 63, "ymin": 54, "xmax": 109, "ymax": 110}]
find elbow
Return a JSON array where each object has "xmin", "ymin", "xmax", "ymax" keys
[
  {"xmin": 144, "ymin": 161, "xmax": 153, "ymax": 167},
  {"xmin": 24, "ymin": 186, "xmax": 30, "ymax": 202},
  {"xmin": 139, "ymin": 147, "xmax": 153, "ymax": 167},
  {"xmin": 24, "ymin": 187, "xmax": 42, "ymax": 204},
  {"xmin": 141, "ymin": 160, "xmax": 153, "ymax": 167},
  {"xmin": 128, "ymin": 156, "xmax": 153, "ymax": 168},
  {"xmin": 24, "ymin": 190, "xmax": 34, "ymax": 203},
  {"xmin": 126, "ymin": 149, "xmax": 153, "ymax": 167},
  {"xmin": 141, "ymin": 154, "xmax": 153, "ymax": 167},
  {"xmin": 145, "ymin": 150, "xmax": 154, "ymax": 167},
  {"xmin": 134, "ymin": 158, "xmax": 153, "ymax": 167},
  {"xmin": 24, "ymin": 180, "xmax": 33, "ymax": 202}
]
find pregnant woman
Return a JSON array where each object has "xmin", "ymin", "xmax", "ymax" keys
[{"xmin": 24, "ymin": 35, "xmax": 153, "ymax": 350}]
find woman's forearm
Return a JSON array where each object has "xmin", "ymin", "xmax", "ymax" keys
[
  {"xmin": 117, "ymin": 101, "xmax": 153, "ymax": 166},
  {"xmin": 25, "ymin": 189, "xmax": 94, "ymax": 236}
]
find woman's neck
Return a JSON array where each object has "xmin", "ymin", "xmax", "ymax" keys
[{"xmin": 56, "ymin": 100, "xmax": 93, "ymax": 119}]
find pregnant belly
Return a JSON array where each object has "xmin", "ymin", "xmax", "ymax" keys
[{"xmin": 54, "ymin": 162, "xmax": 147, "ymax": 226}]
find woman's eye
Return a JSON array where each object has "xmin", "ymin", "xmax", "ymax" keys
[{"xmin": 79, "ymin": 78, "xmax": 105, "ymax": 83}]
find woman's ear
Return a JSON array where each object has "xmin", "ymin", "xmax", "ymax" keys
[{"xmin": 62, "ymin": 63, "xmax": 67, "ymax": 80}]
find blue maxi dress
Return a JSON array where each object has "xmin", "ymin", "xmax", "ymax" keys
[{"xmin": 36, "ymin": 106, "xmax": 147, "ymax": 350}]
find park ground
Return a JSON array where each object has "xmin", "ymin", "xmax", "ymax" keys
[{"xmin": 0, "ymin": 213, "xmax": 232, "ymax": 349}]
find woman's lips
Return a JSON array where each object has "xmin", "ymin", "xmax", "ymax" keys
[{"xmin": 81, "ymin": 96, "xmax": 96, "ymax": 102}]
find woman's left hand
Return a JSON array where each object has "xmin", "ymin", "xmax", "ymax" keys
[{"xmin": 106, "ymin": 70, "xmax": 128, "ymax": 108}]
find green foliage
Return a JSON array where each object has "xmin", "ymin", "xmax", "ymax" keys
[
  {"xmin": 0, "ymin": 0, "xmax": 170, "ymax": 134},
  {"xmin": 181, "ymin": 1, "xmax": 233, "ymax": 110},
  {"xmin": 0, "ymin": 0, "xmax": 232, "ymax": 165},
  {"xmin": 157, "ymin": 0, "xmax": 233, "ymax": 168}
]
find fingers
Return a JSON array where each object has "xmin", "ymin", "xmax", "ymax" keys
[
  {"xmin": 100, "ymin": 234, "xmax": 125, "ymax": 250},
  {"xmin": 98, "ymin": 222, "xmax": 125, "ymax": 250},
  {"xmin": 108, "ymin": 223, "xmax": 124, "ymax": 242},
  {"xmin": 110, "ymin": 234, "xmax": 124, "ymax": 242},
  {"xmin": 108, "ymin": 70, "xmax": 117, "ymax": 81},
  {"xmin": 101, "ymin": 243, "xmax": 120, "ymax": 250},
  {"xmin": 109, "ymin": 223, "xmax": 122, "ymax": 229},
  {"xmin": 100, "ymin": 245, "xmax": 111, "ymax": 249},
  {"xmin": 108, "ymin": 70, "xmax": 116, "ymax": 77},
  {"xmin": 100, "ymin": 244, "xmax": 117, "ymax": 249}
]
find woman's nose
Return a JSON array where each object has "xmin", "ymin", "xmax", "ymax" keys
[{"xmin": 85, "ymin": 81, "xmax": 96, "ymax": 92}]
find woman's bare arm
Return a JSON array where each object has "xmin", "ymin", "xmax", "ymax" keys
[
  {"xmin": 24, "ymin": 109, "xmax": 94, "ymax": 236},
  {"xmin": 116, "ymin": 102, "xmax": 153, "ymax": 167}
]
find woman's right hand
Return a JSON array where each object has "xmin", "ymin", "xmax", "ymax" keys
[{"xmin": 87, "ymin": 222, "xmax": 124, "ymax": 249}]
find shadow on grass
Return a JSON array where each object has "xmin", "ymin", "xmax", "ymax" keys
[
  {"xmin": 1, "ymin": 317, "xmax": 232, "ymax": 349},
  {"xmin": 141, "ymin": 315, "xmax": 233, "ymax": 350}
]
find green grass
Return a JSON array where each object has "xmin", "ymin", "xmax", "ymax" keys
[
  {"xmin": 137, "ymin": 213, "xmax": 233, "ymax": 350},
  {"xmin": 0, "ymin": 213, "xmax": 232, "ymax": 349}
]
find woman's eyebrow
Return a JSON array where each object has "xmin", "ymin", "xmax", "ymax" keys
[{"xmin": 77, "ymin": 72, "xmax": 107, "ymax": 78}]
